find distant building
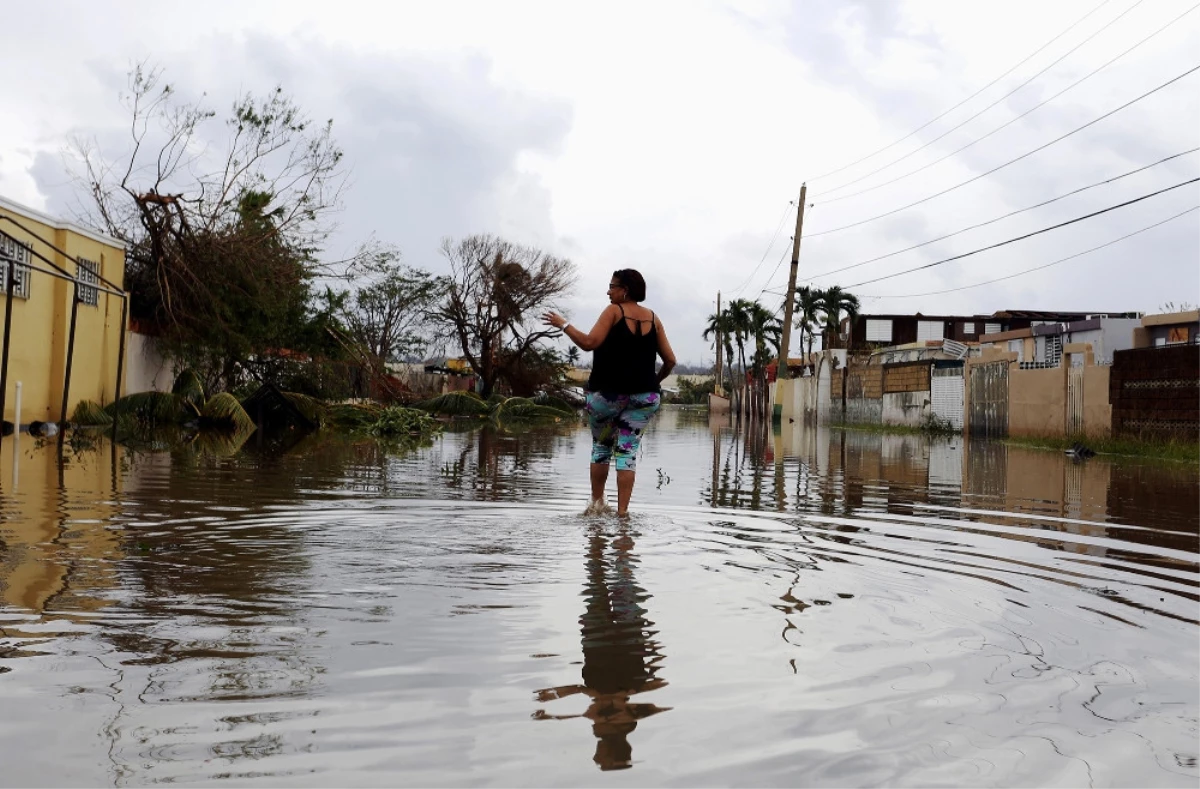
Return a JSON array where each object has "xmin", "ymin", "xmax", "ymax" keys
[
  {"xmin": 1133, "ymin": 309, "xmax": 1199, "ymax": 348},
  {"xmin": 837, "ymin": 310, "xmax": 1138, "ymax": 352},
  {"xmin": 979, "ymin": 316, "xmax": 1143, "ymax": 367}
]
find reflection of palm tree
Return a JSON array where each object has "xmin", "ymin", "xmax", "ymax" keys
[{"xmin": 534, "ymin": 527, "xmax": 669, "ymax": 771}]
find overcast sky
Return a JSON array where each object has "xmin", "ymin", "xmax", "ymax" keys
[{"xmin": 2, "ymin": 0, "xmax": 1197, "ymax": 364}]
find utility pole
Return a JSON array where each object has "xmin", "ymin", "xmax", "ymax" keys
[
  {"xmin": 714, "ymin": 290, "xmax": 723, "ymax": 396},
  {"xmin": 777, "ymin": 183, "xmax": 808, "ymax": 380}
]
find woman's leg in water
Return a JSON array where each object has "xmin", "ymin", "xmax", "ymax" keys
[
  {"xmin": 610, "ymin": 393, "xmax": 661, "ymax": 516},
  {"xmin": 591, "ymin": 462, "xmax": 610, "ymax": 502},
  {"xmin": 585, "ymin": 392, "xmax": 623, "ymax": 512}
]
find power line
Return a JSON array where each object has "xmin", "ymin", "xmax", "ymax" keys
[
  {"xmin": 805, "ymin": 63, "xmax": 1200, "ymax": 239},
  {"xmin": 806, "ymin": 0, "xmax": 1114, "ymax": 184},
  {"xmin": 844, "ymin": 177, "xmax": 1199, "ymax": 288},
  {"xmin": 821, "ymin": 0, "xmax": 1196, "ymax": 204},
  {"xmin": 863, "ymin": 205, "xmax": 1198, "ymax": 299},
  {"xmin": 807, "ymin": 147, "xmax": 1199, "ymax": 280},
  {"xmin": 753, "ymin": 244, "xmax": 793, "ymax": 303},
  {"xmin": 731, "ymin": 202, "xmax": 795, "ymax": 297}
]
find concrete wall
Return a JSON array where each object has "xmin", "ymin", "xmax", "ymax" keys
[
  {"xmin": 1110, "ymin": 345, "xmax": 1199, "ymax": 440},
  {"xmin": 1009, "ymin": 365, "xmax": 1066, "ymax": 436},
  {"xmin": 1082, "ymin": 364, "xmax": 1111, "ymax": 437},
  {"xmin": 1, "ymin": 197, "xmax": 126, "ymax": 424},
  {"xmin": 125, "ymin": 332, "xmax": 178, "ymax": 394},
  {"xmin": 882, "ymin": 390, "xmax": 931, "ymax": 426}
]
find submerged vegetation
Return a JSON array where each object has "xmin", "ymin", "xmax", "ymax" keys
[
  {"xmin": 414, "ymin": 391, "xmax": 576, "ymax": 427},
  {"xmin": 1004, "ymin": 433, "xmax": 1199, "ymax": 464},
  {"xmin": 70, "ymin": 370, "xmax": 576, "ymax": 458},
  {"xmin": 830, "ymin": 416, "xmax": 959, "ymax": 437}
]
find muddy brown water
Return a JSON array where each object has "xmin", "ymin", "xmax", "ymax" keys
[{"xmin": 0, "ymin": 408, "xmax": 1196, "ymax": 786}]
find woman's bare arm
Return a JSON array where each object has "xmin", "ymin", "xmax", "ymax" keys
[
  {"xmin": 541, "ymin": 305, "xmax": 619, "ymax": 352},
  {"xmin": 655, "ymin": 316, "xmax": 677, "ymax": 383}
]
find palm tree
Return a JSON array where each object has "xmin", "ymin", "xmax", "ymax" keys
[
  {"xmin": 746, "ymin": 302, "xmax": 782, "ymax": 375},
  {"xmin": 703, "ymin": 310, "xmax": 736, "ymax": 394},
  {"xmin": 745, "ymin": 301, "xmax": 782, "ymax": 418},
  {"xmin": 818, "ymin": 285, "xmax": 860, "ymax": 349},
  {"xmin": 792, "ymin": 285, "xmax": 823, "ymax": 360},
  {"xmin": 725, "ymin": 299, "xmax": 756, "ymax": 400},
  {"xmin": 566, "ymin": 346, "xmax": 580, "ymax": 366}
]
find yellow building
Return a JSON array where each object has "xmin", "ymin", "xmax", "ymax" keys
[{"xmin": 0, "ymin": 195, "xmax": 127, "ymax": 426}]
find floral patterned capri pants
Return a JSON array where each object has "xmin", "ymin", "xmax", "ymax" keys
[{"xmin": 585, "ymin": 391, "xmax": 661, "ymax": 471}]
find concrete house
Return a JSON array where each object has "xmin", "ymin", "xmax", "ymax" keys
[
  {"xmin": 1133, "ymin": 309, "xmax": 1199, "ymax": 348},
  {"xmin": 978, "ymin": 315, "xmax": 1143, "ymax": 367},
  {"xmin": 838, "ymin": 310, "xmax": 1133, "ymax": 352},
  {"xmin": 0, "ymin": 196, "xmax": 127, "ymax": 427}
]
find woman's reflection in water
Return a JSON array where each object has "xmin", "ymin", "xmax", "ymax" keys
[{"xmin": 534, "ymin": 525, "xmax": 669, "ymax": 771}]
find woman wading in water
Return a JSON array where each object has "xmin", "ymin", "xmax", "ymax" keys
[{"xmin": 542, "ymin": 269, "xmax": 676, "ymax": 517}]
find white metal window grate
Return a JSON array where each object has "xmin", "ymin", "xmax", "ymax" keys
[
  {"xmin": 77, "ymin": 259, "xmax": 100, "ymax": 306},
  {"xmin": 0, "ymin": 234, "xmax": 32, "ymax": 299},
  {"xmin": 1046, "ymin": 334, "xmax": 1062, "ymax": 366},
  {"xmin": 865, "ymin": 318, "xmax": 892, "ymax": 342},
  {"xmin": 984, "ymin": 322, "xmax": 1002, "ymax": 334}
]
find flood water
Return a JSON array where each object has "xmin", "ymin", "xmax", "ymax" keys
[{"xmin": 1, "ymin": 408, "xmax": 1197, "ymax": 787}]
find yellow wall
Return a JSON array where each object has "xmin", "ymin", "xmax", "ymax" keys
[
  {"xmin": 1082, "ymin": 364, "xmax": 1111, "ymax": 437},
  {"xmin": 1009, "ymin": 365, "xmax": 1066, "ymax": 436},
  {"xmin": 0, "ymin": 198, "xmax": 126, "ymax": 424}
]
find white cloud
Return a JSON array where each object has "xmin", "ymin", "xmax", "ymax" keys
[{"xmin": 1, "ymin": 0, "xmax": 1197, "ymax": 365}]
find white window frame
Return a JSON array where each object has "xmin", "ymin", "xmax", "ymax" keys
[
  {"xmin": 962, "ymin": 321, "xmax": 977, "ymax": 335},
  {"xmin": 77, "ymin": 259, "xmax": 100, "ymax": 307},
  {"xmin": 0, "ymin": 235, "xmax": 32, "ymax": 300},
  {"xmin": 984, "ymin": 322, "xmax": 1002, "ymax": 334},
  {"xmin": 865, "ymin": 319, "xmax": 893, "ymax": 343},
  {"xmin": 917, "ymin": 320, "xmax": 944, "ymax": 342}
]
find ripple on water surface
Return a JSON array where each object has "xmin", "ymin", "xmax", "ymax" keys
[{"xmin": 0, "ymin": 410, "xmax": 1196, "ymax": 786}]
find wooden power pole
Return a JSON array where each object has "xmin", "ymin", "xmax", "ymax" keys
[{"xmin": 777, "ymin": 183, "xmax": 808, "ymax": 380}]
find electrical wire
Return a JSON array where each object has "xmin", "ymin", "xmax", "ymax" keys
[
  {"xmin": 845, "ymin": 176, "xmax": 1198, "ymax": 288},
  {"xmin": 819, "ymin": 1, "xmax": 1197, "ymax": 204},
  {"xmin": 806, "ymin": 0, "xmax": 1114, "ymax": 184},
  {"xmin": 804, "ymin": 63, "xmax": 1200, "ymax": 239},
  {"xmin": 807, "ymin": 147, "xmax": 1199, "ymax": 280},
  {"xmin": 731, "ymin": 202, "xmax": 795, "ymax": 297},
  {"xmin": 862, "ymin": 205, "xmax": 1198, "ymax": 298},
  {"xmin": 754, "ymin": 244, "xmax": 793, "ymax": 303}
]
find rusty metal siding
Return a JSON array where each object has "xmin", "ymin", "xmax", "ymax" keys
[
  {"xmin": 1067, "ymin": 366, "xmax": 1084, "ymax": 435},
  {"xmin": 969, "ymin": 361, "xmax": 1009, "ymax": 438}
]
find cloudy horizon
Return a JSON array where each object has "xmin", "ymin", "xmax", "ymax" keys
[{"xmin": 2, "ymin": 0, "xmax": 1197, "ymax": 365}]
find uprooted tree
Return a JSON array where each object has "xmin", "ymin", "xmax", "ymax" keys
[
  {"xmin": 68, "ymin": 64, "xmax": 349, "ymax": 393},
  {"xmin": 430, "ymin": 234, "xmax": 575, "ymax": 398}
]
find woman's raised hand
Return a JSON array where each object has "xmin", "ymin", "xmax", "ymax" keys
[{"xmin": 541, "ymin": 311, "xmax": 566, "ymax": 330}]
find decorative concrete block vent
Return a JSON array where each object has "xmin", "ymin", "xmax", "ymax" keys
[{"xmin": 883, "ymin": 361, "xmax": 931, "ymax": 394}]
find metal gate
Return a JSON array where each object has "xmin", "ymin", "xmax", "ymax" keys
[
  {"xmin": 931, "ymin": 361, "xmax": 964, "ymax": 429},
  {"xmin": 1067, "ymin": 366, "xmax": 1084, "ymax": 435},
  {"xmin": 968, "ymin": 361, "xmax": 1009, "ymax": 438}
]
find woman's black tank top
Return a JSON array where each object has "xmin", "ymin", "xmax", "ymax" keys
[{"xmin": 587, "ymin": 306, "xmax": 660, "ymax": 394}]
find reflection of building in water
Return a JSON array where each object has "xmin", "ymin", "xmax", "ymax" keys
[
  {"xmin": 534, "ymin": 527, "xmax": 669, "ymax": 771},
  {"xmin": 0, "ymin": 440, "xmax": 125, "ymax": 615}
]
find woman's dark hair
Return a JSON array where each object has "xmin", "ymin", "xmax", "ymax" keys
[{"xmin": 612, "ymin": 269, "xmax": 647, "ymax": 302}]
